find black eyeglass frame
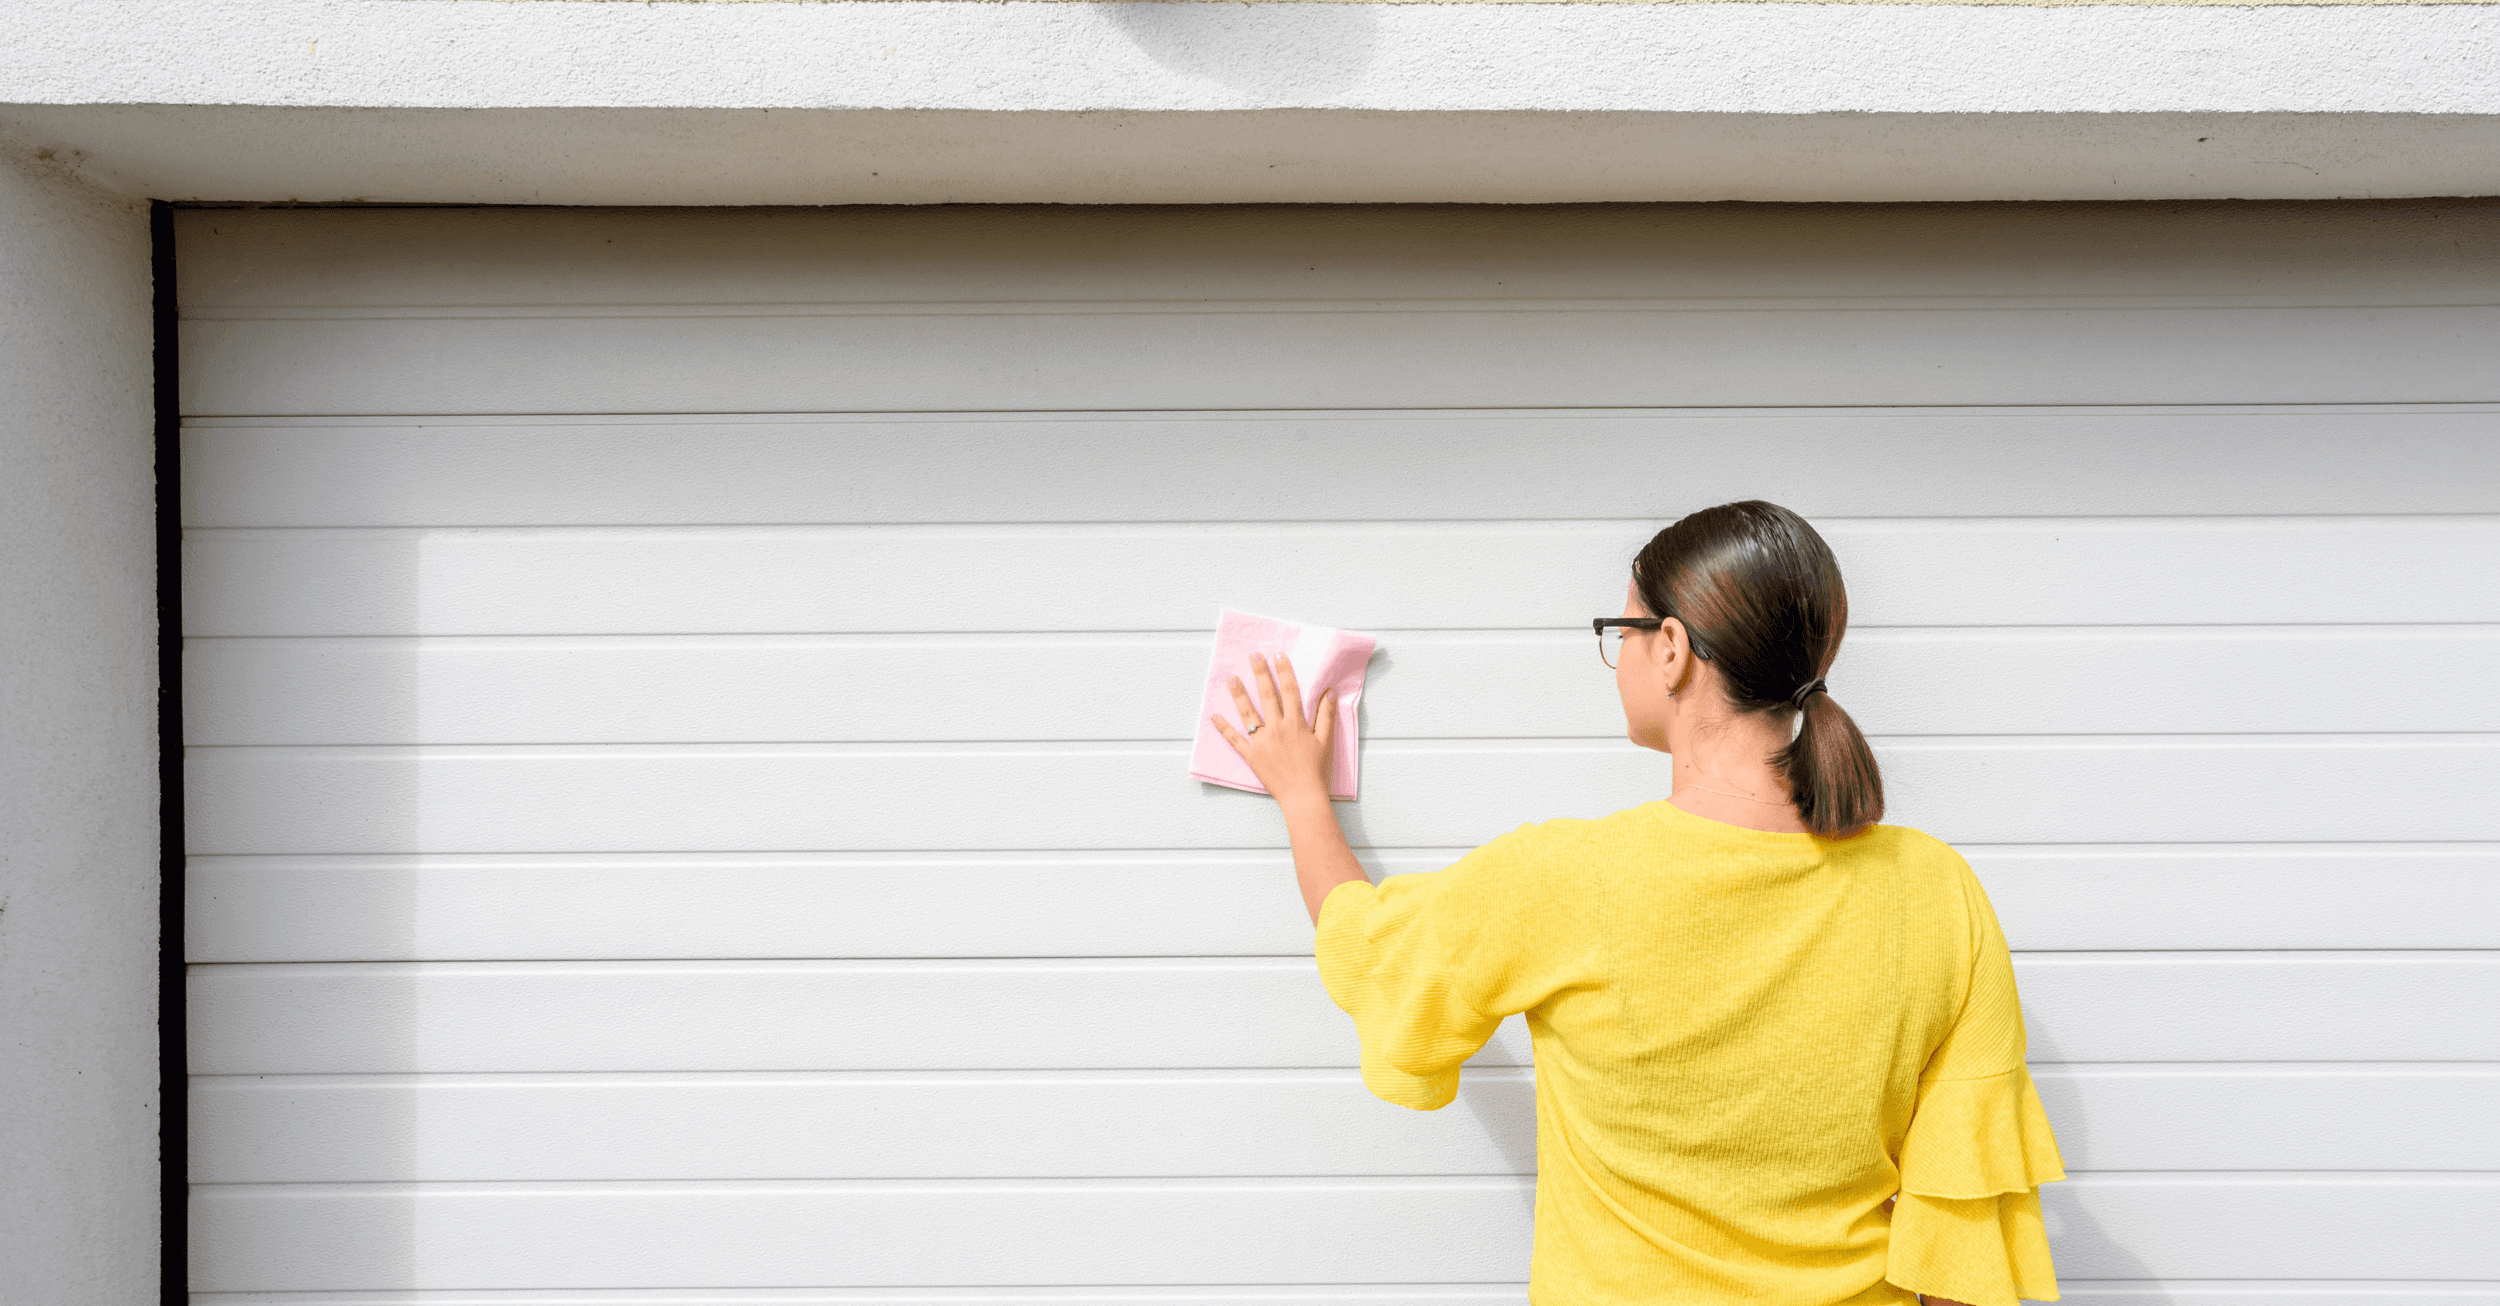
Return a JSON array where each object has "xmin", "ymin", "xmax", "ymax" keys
[{"xmin": 1592, "ymin": 617, "xmax": 1713, "ymax": 669}]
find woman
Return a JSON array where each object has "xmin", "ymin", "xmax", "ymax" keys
[{"xmin": 1213, "ymin": 501, "xmax": 2063, "ymax": 1306}]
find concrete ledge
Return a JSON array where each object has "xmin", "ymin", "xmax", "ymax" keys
[
  {"xmin": 4, "ymin": 105, "xmax": 2496, "ymax": 204},
  {"xmin": 6, "ymin": 0, "xmax": 2499, "ymax": 115},
  {"xmin": 11, "ymin": 0, "xmax": 2497, "ymax": 202}
]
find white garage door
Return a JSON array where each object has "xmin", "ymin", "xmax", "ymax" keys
[{"xmin": 181, "ymin": 203, "xmax": 2500, "ymax": 1305}]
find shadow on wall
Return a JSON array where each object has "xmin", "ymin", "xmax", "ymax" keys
[
  {"xmin": 2025, "ymin": 1014, "xmax": 2165, "ymax": 1300},
  {"xmin": 1099, "ymin": 1, "xmax": 1382, "ymax": 97}
]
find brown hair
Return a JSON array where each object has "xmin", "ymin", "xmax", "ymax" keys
[{"xmin": 1631, "ymin": 500, "xmax": 1884, "ymax": 836}]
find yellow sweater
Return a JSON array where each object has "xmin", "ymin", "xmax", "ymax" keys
[{"xmin": 1315, "ymin": 799, "xmax": 2064, "ymax": 1306}]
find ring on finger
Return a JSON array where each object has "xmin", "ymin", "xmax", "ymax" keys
[{"xmin": 1244, "ymin": 720, "xmax": 1263, "ymax": 735}]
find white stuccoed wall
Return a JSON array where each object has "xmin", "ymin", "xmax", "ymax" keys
[
  {"xmin": 0, "ymin": 145, "xmax": 160, "ymax": 1304},
  {"xmin": 8, "ymin": 0, "xmax": 2499, "ymax": 113},
  {"xmin": 6, "ymin": 0, "xmax": 2500, "ymax": 203}
]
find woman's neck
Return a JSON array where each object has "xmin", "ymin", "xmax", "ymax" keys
[{"xmin": 1665, "ymin": 713, "xmax": 1809, "ymax": 834}]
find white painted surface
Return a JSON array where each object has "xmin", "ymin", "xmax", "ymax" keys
[
  {"xmin": 185, "ymin": 955, "xmax": 2500, "ymax": 1074},
  {"xmin": 16, "ymin": 105, "xmax": 2500, "ymax": 206},
  {"xmin": 10, "ymin": 0, "xmax": 2500, "ymax": 115},
  {"xmin": 168, "ymin": 1291, "xmax": 2500, "ymax": 1306},
  {"xmin": 187, "ymin": 1065, "xmax": 2500, "ymax": 1182},
  {"xmin": 167, "ymin": 205, "xmax": 2500, "ymax": 411},
  {"xmin": 167, "ymin": 1288, "xmax": 2500, "ymax": 1306},
  {"xmin": 183, "ymin": 1174, "xmax": 2500, "ymax": 1290},
  {"xmin": 176, "ymin": 520, "xmax": 2500, "ymax": 635},
  {"xmin": 0, "ymin": 145, "xmax": 160, "ymax": 1302},
  {"xmin": 178, "ymin": 628, "xmax": 2500, "ymax": 743},
  {"xmin": 184, "ymin": 847, "xmax": 2500, "ymax": 961},
  {"xmin": 180, "ymin": 204, "xmax": 2500, "ymax": 1299},
  {"xmin": 180, "ymin": 410, "xmax": 2500, "ymax": 525},
  {"xmin": 180, "ymin": 736, "xmax": 2500, "ymax": 850},
  {"xmin": 14, "ymin": 0, "xmax": 2500, "ymax": 206},
  {"xmin": 184, "ymin": 203, "xmax": 2500, "ymax": 314},
  {"xmin": 173, "ymin": 310, "xmax": 2500, "ymax": 412}
]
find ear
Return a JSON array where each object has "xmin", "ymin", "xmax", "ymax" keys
[{"xmin": 1656, "ymin": 617, "xmax": 1698, "ymax": 692}]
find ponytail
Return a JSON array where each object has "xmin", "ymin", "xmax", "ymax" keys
[
  {"xmin": 1780, "ymin": 688, "xmax": 1885, "ymax": 836},
  {"xmin": 1631, "ymin": 501, "xmax": 1885, "ymax": 837}
]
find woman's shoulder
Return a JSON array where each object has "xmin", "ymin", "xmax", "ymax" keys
[
  {"xmin": 1851, "ymin": 823, "xmax": 2003, "ymax": 934},
  {"xmin": 1851, "ymin": 821, "xmax": 1971, "ymax": 868},
  {"xmin": 1426, "ymin": 808, "xmax": 1654, "ymax": 898},
  {"xmin": 1472, "ymin": 803, "xmax": 1666, "ymax": 861},
  {"xmin": 1454, "ymin": 808, "xmax": 1982, "ymax": 892}
]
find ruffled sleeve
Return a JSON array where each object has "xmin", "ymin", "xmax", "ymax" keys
[
  {"xmin": 1888, "ymin": 870, "xmax": 2067, "ymax": 1306},
  {"xmin": 1313, "ymin": 830, "xmax": 1558, "ymax": 1111}
]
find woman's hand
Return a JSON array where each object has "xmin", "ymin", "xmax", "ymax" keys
[
  {"xmin": 1211, "ymin": 651, "xmax": 1363, "ymax": 921},
  {"xmin": 1211, "ymin": 652, "xmax": 1337, "ymax": 804}
]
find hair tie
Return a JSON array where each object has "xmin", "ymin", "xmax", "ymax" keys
[{"xmin": 1789, "ymin": 678, "xmax": 1827, "ymax": 709}]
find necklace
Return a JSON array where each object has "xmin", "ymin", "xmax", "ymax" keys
[{"xmin": 1675, "ymin": 781, "xmax": 1793, "ymax": 807}]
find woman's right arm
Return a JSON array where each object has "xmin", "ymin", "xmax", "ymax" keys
[{"xmin": 1209, "ymin": 651, "xmax": 1369, "ymax": 921}]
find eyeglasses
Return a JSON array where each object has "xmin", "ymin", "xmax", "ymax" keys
[{"xmin": 1592, "ymin": 617, "xmax": 1712, "ymax": 669}]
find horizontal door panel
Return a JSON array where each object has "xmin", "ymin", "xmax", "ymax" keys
[
  {"xmin": 170, "ymin": 205, "xmax": 2500, "ymax": 313},
  {"xmin": 1917, "ymin": 1289, "xmax": 2498, "ymax": 1306},
  {"xmin": 188, "ymin": 1069, "xmax": 1540, "ymax": 1185},
  {"xmin": 184, "ymin": 845, "xmax": 2500, "ymax": 962},
  {"xmin": 2026, "ymin": 1066, "xmax": 2500, "ymax": 1174},
  {"xmin": 178, "ymin": 305, "xmax": 2500, "ymax": 416},
  {"xmin": 182, "ymin": 627, "xmax": 2500, "ymax": 746},
  {"xmin": 181, "ymin": 1280, "xmax": 1520, "ymax": 1290},
  {"xmin": 186, "ymin": 1174, "xmax": 2500, "ymax": 1291},
  {"xmin": 169, "ymin": 1286, "xmax": 2500, "ymax": 1306},
  {"xmin": 185, "ymin": 954, "xmax": 2500, "ymax": 1075},
  {"xmin": 182, "ymin": 737, "xmax": 2500, "ymax": 855},
  {"xmin": 179, "ymin": 407, "xmax": 2500, "ymax": 527},
  {"xmin": 189, "ymin": 1066, "xmax": 2500, "ymax": 1183},
  {"xmin": 181, "ymin": 518, "xmax": 2500, "ymax": 637}
]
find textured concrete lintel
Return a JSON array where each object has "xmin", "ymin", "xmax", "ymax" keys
[
  {"xmin": 6, "ymin": 105, "xmax": 2498, "ymax": 205},
  {"xmin": 6, "ymin": 0, "xmax": 2500, "ymax": 115}
]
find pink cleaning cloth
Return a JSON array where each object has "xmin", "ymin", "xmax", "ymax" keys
[{"xmin": 1191, "ymin": 609, "xmax": 1378, "ymax": 800}]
